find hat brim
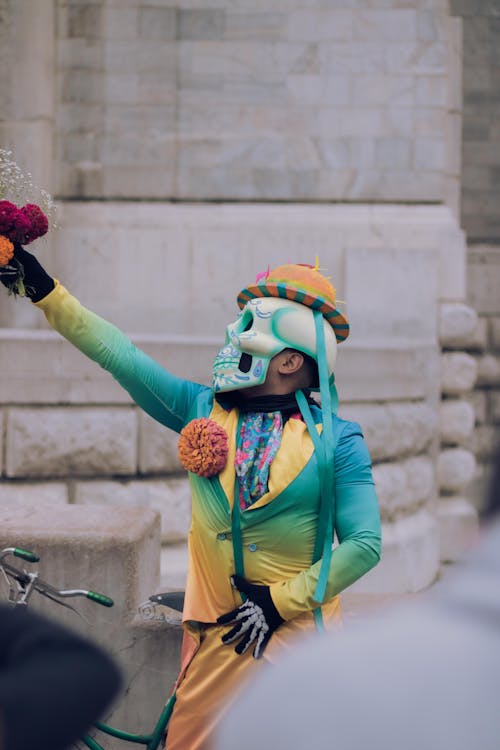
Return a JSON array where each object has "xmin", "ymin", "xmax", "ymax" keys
[{"xmin": 238, "ymin": 282, "xmax": 349, "ymax": 343}]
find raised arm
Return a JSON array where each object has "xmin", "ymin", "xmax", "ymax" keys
[{"xmin": 2, "ymin": 244, "xmax": 209, "ymax": 432}]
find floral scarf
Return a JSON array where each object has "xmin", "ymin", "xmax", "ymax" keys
[{"xmin": 234, "ymin": 411, "xmax": 283, "ymax": 510}]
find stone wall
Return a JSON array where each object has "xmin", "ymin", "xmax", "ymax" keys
[
  {"xmin": 54, "ymin": 0, "xmax": 460, "ymax": 206},
  {"xmin": 451, "ymin": 0, "xmax": 500, "ymax": 241},
  {"xmin": 0, "ymin": 0, "xmax": 481, "ymax": 723},
  {"xmin": 0, "ymin": 202, "xmax": 470, "ymax": 595},
  {"xmin": 466, "ymin": 243, "xmax": 500, "ymax": 512}
]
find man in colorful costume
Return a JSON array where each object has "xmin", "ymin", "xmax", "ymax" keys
[{"xmin": 1, "ymin": 246, "xmax": 382, "ymax": 750}]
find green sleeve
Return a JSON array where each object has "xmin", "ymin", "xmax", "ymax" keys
[
  {"xmin": 36, "ymin": 282, "xmax": 209, "ymax": 433},
  {"xmin": 270, "ymin": 421, "xmax": 381, "ymax": 620}
]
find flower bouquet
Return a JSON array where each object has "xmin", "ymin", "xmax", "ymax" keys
[{"xmin": 0, "ymin": 149, "xmax": 56, "ymax": 295}]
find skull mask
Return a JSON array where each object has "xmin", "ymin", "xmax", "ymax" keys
[{"xmin": 212, "ymin": 297, "xmax": 337, "ymax": 393}]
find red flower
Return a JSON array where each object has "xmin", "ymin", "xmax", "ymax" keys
[
  {"xmin": 0, "ymin": 201, "xmax": 25, "ymax": 238},
  {"xmin": 178, "ymin": 418, "xmax": 229, "ymax": 477},
  {"xmin": 20, "ymin": 203, "xmax": 49, "ymax": 244}
]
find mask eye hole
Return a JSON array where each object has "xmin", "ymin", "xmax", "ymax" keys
[{"xmin": 237, "ymin": 310, "xmax": 253, "ymax": 334}]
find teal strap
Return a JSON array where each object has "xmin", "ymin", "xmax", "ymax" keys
[
  {"xmin": 312, "ymin": 312, "xmax": 336, "ymax": 605},
  {"xmin": 296, "ymin": 390, "xmax": 326, "ymax": 631},
  {"xmin": 231, "ymin": 479, "xmax": 245, "ymax": 579},
  {"xmin": 231, "ymin": 414, "xmax": 246, "ymax": 599},
  {"xmin": 297, "ymin": 313, "xmax": 339, "ymax": 623},
  {"xmin": 313, "ymin": 606, "xmax": 325, "ymax": 632}
]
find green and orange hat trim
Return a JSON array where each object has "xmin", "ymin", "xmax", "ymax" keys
[{"xmin": 237, "ymin": 261, "xmax": 349, "ymax": 343}]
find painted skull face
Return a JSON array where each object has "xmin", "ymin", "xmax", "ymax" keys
[{"xmin": 212, "ymin": 297, "xmax": 337, "ymax": 393}]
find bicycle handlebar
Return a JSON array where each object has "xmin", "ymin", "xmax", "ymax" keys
[
  {"xmin": 13, "ymin": 547, "xmax": 40, "ymax": 563},
  {"xmin": 0, "ymin": 547, "xmax": 114, "ymax": 610}
]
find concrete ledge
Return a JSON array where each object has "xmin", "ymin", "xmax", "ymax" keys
[
  {"xmin": 0, "ymin": 504, "xmax": 160, "ymax": 624},
  {"xmin": 0, "ymin": 504, "xmax": 183, "ymax": 739}
]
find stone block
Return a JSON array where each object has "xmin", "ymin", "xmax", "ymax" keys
[
  {"xmin": 0, "ymin": 410, "xmax": 3, "ymax": 475},
  {"xmin": 4, "ymin": 0, "xmax": 55, "ymax": 121},
  {"xmin": 102, "ymin": 8, "xmax": 138, "ymax": 40},
  {"xmin": 417, "ymin": 10, "xmax": 447, "ymax": 43},
  {"xmin": 476, "ymin": 354, "xmax": 500, "ymax": 386},
  {"xmin": 103, "ymin": 40, "xmax": 176, "ymax": 76},
  {"xmin": 437, "ymin": 497, "xmax": 479, "ymax": 563},
  {"xmin": 440, "ymin": 399, "xmax": 476, "ymax": 445},
  {"xmin": 74, "ymin": 478, "xmax": 191, "ymax": 543},
  {"xmin": 467, "ymin": 245, "xmax": 500, "ymax": 315},
  {"xmin": 138, "ymin": 7, "xmax": 176, "ymax": 40},
  {"xmin": 373, "ymin": 455, "xmax": 435, "ymax": 520},
  {"xmin": 63, "ymin": 4, "xmax": 103, "ymax": 39},
  {"xmin": 224, "ymin": 11, "xmax": 286, "ymax": 41},
  {"xmin": 0, "ymin": 328, "xmax": 216, "ymax": 405},
  {"xmin": 160, "ymin": 542, "xmax": 189, "ymax": 590},
  {"xmin": 58, "ymin": 39, "xmax": 103, "ymax": 70},
  {"xmin": 468, "ymin": 461, "xmax": 496, "ymax": 513},
  {"xmin": 5, "ymin": 407, "xmax": 138, "ymax": 478},
  {"xmin": 0, "ymin": 482, "xmax": 68, "ymax": 507},
  {"xmin": 287, "ymin": 9, "xmax": 353, "ymax": 41},
  {"xmin": 337, "ymin": 346, "xmax": 439, "ymax": 403},
  {"xmin": 491, "ymin": 391, "xmax": 500, "ymax": 423},
  {"xmin": 441, "ymin": 352, "xmax": 478, "ymax": 395},
  {"xmin": 0, "ymin": 504, "xmax": 160, "ymax": 625},
  {"xmin": 178, "ymin": 9, "xmax": 224, "ymax": 40},
  {"xmin": 102, "ymin": 165, "xmax": 176, "ymax": 199},
  {"xmin": 354, "ymin": 9, "xmax": 418, "ymax": 41},
  {"xmin": 349, "ymin": 510, "xmax": 440, "ymax": 594},
  {"xmin": 46, "ymin": 201, "xmax": 465, "ymax": 328},
  {"xmin": 489, "ymin": 317, "xmax": 500, "ymax": 350},
  {"xmin": 375, "ymin": 137, "xmax": 412, "ymax": 169},
  {"xmin": 57, "ymin": 161, "xmax": 103, "ymax": 198},
  {"xmin": 60, "ymin": 69, "xmax": 103, "ymax": 105},
  {"xmin": 438, "ymin": 447, "xmax": 476, "ymax": 492},
  {"xmin": 466, "ymin": 390, "xmax": 488, "ymax": 424},
  {"xmin": 438, "ymin": 302, "xmax": 478, "ymax": 348},
  {"xmin": 339, "ymin": 402, "xmax": 438, "ymax": 462},
  {"xmin": 462, "ymin": 317, "xmax": 489, "ymax": 352},
  {"xmin": 344, "ymin": 247, "xmax": 438, "ymax": 347},
  {"xmin": 385, "ymin": 40, "xmax": 447, "ymax": 75},
  {"xmin": 415, "ymin": 75, "xmax": 448, "ymax": 107},
  {"xmin": 138, "ymin": 413, "xmax": 184, "ymax": 474},
  {"xmin": 413, "ymin": 138, "xmax": 447, "ymax": 171},
  {"xmin": 471, "ymin": 424, "xmax": 500, "ymax": 460}
]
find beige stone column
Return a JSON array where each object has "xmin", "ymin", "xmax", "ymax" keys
[{"xmin": 0, "ymin": 0, "xmax": 56, "ymax": 328}]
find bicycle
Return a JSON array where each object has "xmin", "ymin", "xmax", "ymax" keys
[{"xmin": 0, "ymin": 545, "xmax": 184, "ymax": 750}]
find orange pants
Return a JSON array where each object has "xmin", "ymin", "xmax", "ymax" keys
[
  {"xmin": 165, "ymin": 598, "xmax": 342, "ymax": 750},
  {"xmin": 165, "ymin": 624, "xmax": 267, "ymax": 750}
]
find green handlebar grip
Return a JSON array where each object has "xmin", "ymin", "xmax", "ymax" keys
[
  {"xmin": 87, "ymin": 591, "xmax": 114, "ymax": 608},
  {"xmin": 14, "ymin": 547, "xmax": 40, "ymax": 563}
]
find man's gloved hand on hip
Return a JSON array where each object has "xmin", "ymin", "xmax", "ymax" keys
[
  {"xmin": 217, "ymin": 575, "xmax": 284, "ymax": 659},
  {"xmin": 0, "ymin": 243, "xmax": 55, "ymax": 301}
]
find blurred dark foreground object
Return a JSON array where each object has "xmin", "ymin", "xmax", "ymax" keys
[{"xmin": 0, "ymin": 604, "xmax": 121, "ymax": 750}]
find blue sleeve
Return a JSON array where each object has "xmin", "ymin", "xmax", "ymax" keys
[{"xmin": 271, "ymin": 420, "xmax": 382, "ymax": 619}]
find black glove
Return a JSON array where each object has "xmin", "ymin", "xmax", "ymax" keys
[
  {"xmin": 0, "ymin": 242, "xmax": 55, "ymax": 301},
  {"xmin": 217, "ymin": 575, "xmax": 284, "ymax": 659}
]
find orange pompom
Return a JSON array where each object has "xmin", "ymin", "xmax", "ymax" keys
[
  {"xmin": 0, "ymin": 235, "xmax": 14, "ymax": 266},
  {"xmin": 178, "ymin": 418, "xmax": 229, "ymax": 477}
]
